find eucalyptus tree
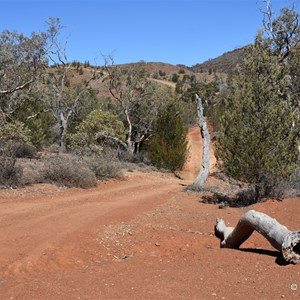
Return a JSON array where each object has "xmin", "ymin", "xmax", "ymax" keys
[
  {"xmin": 0, "ymin": 21, "xmax": 52, "ymax": 122},
  {"xmin": 104, "ymin": 59, "xmax": 172, "ymax": 153},
  {"xmin": 40, "ymin": 18, "xmax": 101, "ymax": 152},
  {"xmin": 261, "ymin": 0, "xmax": 300, "ymax": 62},
  {"xmin": 0, "ymin": 30, "xmax": 48, "ymax": 97},
  {"xmin": 0, "ymin": 19, "xmax": 57, "ymax": 154}
]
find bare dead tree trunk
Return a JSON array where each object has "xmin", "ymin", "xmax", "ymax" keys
[
  {"xmin": 215, "ymin": 210, "xmax": 300, "ymax": 264},
  {"xmin": 192, "ymin": 94, "xmax": 210, "ymax": 189}
]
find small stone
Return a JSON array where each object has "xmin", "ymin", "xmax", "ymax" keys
[{"xmin": 155, "ymin": 242, "xmax": 160, "ymax": 247}]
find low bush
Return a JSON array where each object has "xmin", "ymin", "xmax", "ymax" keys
[
  {"xmin": 43, "ymin": 155, "xmax": 97, "ymax": 188},
  {"xmin": 17, "ymin": 158, "xmax": 45, "ymax": 186},
  {"xmin": 0, "ymin": 121, "xmax": 32, "ymax": 157},
  {"xmin": 83, "ymin": 155, "xmax": 123, "ymax": 180},
  {"xmin": 0, "ymin": 156, "xmax": 23, "ymax": 187},
  {"xmin": 284, "ymin": 166, "xmax": 300, "ymax": 197},
  {"xmin": 13, "ymin": 143, "xmax": 37, "ymax": 158},
  {"xmin": 118, "ymin": 149, "xmax": 149, "ymax": 164},
  {"xmin": 201, "ymin": 187, "xmax": 259, "ymax": 208}
]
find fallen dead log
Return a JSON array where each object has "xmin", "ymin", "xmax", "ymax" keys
[{"xmin": 215, "ymin": 210, "xmax": 300, "ymax": 264}]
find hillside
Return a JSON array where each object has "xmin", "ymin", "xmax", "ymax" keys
[
  {"xmin": 118, "ymin": 61, "xmax": 191, "ymax": 77},
  {"xmin": 72, "ymin": 60, "xmax": 225, "ymax": 94},
  {"xmin": 65, "ymin": 46, "xmax": 252, "ymax": 96},
  {"xmin": 191, "ymin": 45, "xmax": 250, "ymax": 74}
]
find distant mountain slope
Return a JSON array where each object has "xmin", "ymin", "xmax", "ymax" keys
[
  {"xmin": 191, "ymin": 45, "xmax": 250, "ymax": 74},
  {"xmin": 116, "ymin": 61, "xmax": 222, "ymax": 83},
  {"xmin": 67, "ymin": 56, "xmax": 233, "ymax": 95},
  {"xmin": 118, "ymin": 61, "xmax": 192, "ymax": 77}
]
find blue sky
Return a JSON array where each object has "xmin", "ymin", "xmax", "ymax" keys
[{"xmin": 1, "ymin": 0, "xmax": 298, "ymax": 66}]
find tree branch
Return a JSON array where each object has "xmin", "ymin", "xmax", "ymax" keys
[
  {"xmin": 0, "ymin": 78, "xmax": 34, "ymax": 95},
  {"xmin": 95, "ymin": 131, "xmax": 127, "ymax": 150},
  {"xmin": 25, "ymin": 109, "xmax": 49, "ymax": 123}
]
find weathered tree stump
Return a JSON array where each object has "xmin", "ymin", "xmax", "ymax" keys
[{"xmin": 215, "ymin": 210, "xmax": 300, "ymax": 264}]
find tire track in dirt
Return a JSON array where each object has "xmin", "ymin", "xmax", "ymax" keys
[
  {"xmin": 0, "ymin": 127, "xmax": 202, "ymax": 280},
  {"xmin": 0, "ymin": 172, "xmax": 184, "ymax": 278},
  {"xmin": 0, "ymin": 128, "xmax": 300, "ymax": 300}
]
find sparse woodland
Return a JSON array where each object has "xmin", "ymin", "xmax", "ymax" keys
[{"xmin": 0, "ymin": 1, "xmax": 299, "ymax": 208}]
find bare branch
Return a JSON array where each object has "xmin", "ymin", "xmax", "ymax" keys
[
  {"xmin": 0, "ymin": 78, "xmax": 34, "ymax": 95},
  {"xmin": 95, "ymin": 131, "xmax": 127, "ymax": 150},
  {"xmin": 25, "ymin": 109, "xmax": 49, "ymax": 123},
  {"xmin": 260, "ymin": 0, "xmax": 300, "ymax": 61}
]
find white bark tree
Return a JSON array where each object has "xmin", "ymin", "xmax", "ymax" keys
[
  {"xmin": 0, "ymin": 23, "xmax": 52, "ymax": 120},
  {"xmin": 42, "ymin": 18, "xmax": 100, "ymax": 152},
  {"xmin": 103, "ymin": 58, "xmax": 165, "ymax": 153},
  {"xmin": 0, "ymin": 31, "xmax": 47, "ymax": 97},
  {"xmin": 260, "ymin": 0, "xmax": 300, "ymax": 62},
  {"xmin": 215, "ymin": 210, "xmax": 300, "ymax": 264},
  {"xmin": 43, "ymin": 34, "xmax": 76, "ymax": 152},
  {"xmin": 191, "ymin": 94, "xmax": 210, "ymax": 189}
]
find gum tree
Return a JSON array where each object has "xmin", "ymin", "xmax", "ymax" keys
[{"xmin": 104, "ymin": 59, "xmax": 170, "ymax": 153}]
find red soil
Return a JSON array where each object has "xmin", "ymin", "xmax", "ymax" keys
[{"xmin": 0, "ymin": 127, "xmax": 299, "ymax": 299}]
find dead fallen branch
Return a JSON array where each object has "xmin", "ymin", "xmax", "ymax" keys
[{"xmin": 215, "ymin": 210, "xmax": 300, "ymax": 264}]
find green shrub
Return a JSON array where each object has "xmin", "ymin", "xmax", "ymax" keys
[
  {"xmin": 84, "ymin": 60, "xmax": 90, "ymax": 68},
  {"xmin": 216, "ymin": 40, "xmax": 299, "ymax": 200},
  {"xmin": 67, "ymin": 109, "xmax": 126, "ymax": 157},
  {"xmin": 171, "ymin": 73, "xmax": 179, "ymax": 83},
  {"xmin": 0, "ymin": 121, "xmax": 32, "ymax": 157},
  {"xmin": 158, "ymin": 70, "xmax": 166, "ymax": 77},
  {"xmin": 147, "ymin": 102, "xmax": 188, "ymax": 172},
  {"xmin": 13, "ymin": 143, "xmax": 37, "ymax": 158}
]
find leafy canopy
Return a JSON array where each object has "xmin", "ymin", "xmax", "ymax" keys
[
  {"xmin": 216, "ymin": 36, "xmax": 299, "ymax": 199},
  {"xmin": 67, "ymin": 109, "xmax": 126, "ymax": 156},
  {"xmin": 147, "ymin": 101, "xmax": 188, "ymax": 172}
]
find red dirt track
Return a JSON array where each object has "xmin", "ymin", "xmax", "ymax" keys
[{"xmin": 0, "ymin": 127, "xmax": 299, "ymax": 299}]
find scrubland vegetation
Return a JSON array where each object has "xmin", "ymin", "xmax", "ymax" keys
[{"xmin": 0, "ymin": 2, "xmax": 299, "ymax": 205}]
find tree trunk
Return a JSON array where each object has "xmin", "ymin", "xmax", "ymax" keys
[
  {"xmin": 124, "ymin": 109, "xmax": 135, "ymax": 153},
  {"xmin": 215, "ymin": 210, "xmax": 300, "ymax": 264},
  {"xmin": 192, "ymin": 94, "xmax": 210, "ymax": 189},
  {"xmin": 59, "ymin": 111, "xmax": 72, "ymax": 153}
]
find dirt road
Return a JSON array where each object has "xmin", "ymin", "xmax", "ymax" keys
[{"xmin": 0, "ymin": 127, "xmax": 299, "ymax": 299}]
